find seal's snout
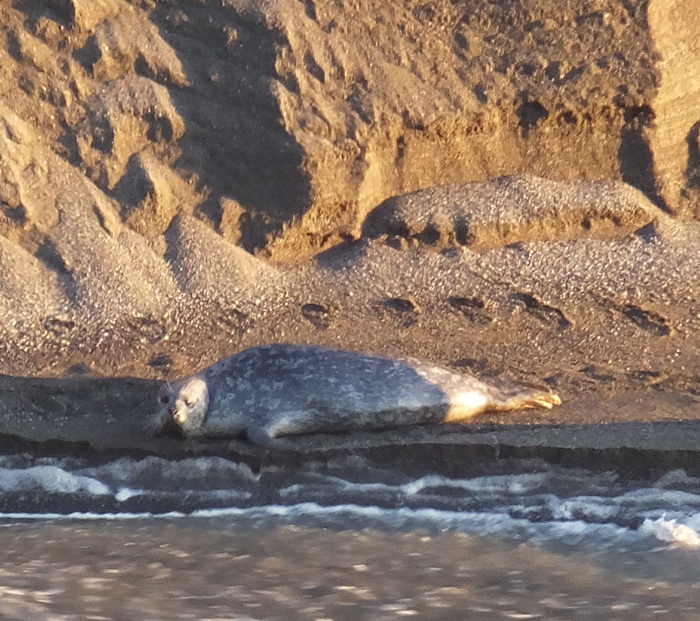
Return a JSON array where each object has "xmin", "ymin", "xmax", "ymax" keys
[{"xmin": 173, "ymin": 408, "xmax": 187, "ymax": 424}]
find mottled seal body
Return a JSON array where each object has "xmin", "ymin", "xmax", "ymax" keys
[{"xmin": 153, "ymin": 344, "xmax": 560, "ymax": 444}]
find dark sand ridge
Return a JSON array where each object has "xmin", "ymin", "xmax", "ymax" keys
[{"xmin": 0, "ymin": 375, "xmax": 698, "ymax": 479}]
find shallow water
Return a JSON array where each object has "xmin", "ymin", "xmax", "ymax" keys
[
  {"xmin": 4, "ymin": 518, "xmax": 700, "ymax": 620},
  {"xmin": 2, "ymin": 454, "xmax": 700, "ymax": 619}
]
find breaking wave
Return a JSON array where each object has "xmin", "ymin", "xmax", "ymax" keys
[{"xmin": 1, "ymin": 454, "xmax": 700, "ymax": 549}]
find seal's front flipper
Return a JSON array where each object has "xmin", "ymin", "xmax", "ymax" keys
[
  {"xmin": 245, "ymin": 425, "xmax": 276, "ymax": 446},
  {"xmin": 245, "ymin": 414, "xmax": 306, "ymax": 448},
  {"xmin": 245, "ymin": 424, "xmax": 299, "ymax": 449}
]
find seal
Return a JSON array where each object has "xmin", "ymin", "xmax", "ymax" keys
[{"xmin": 152, "ymin": 344, "xmax": 561, "ymax": 445}]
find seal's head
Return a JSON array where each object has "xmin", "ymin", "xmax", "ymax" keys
[{"xmin": 154, "ymin": 375, "xmax": 209, "ymax": 437}]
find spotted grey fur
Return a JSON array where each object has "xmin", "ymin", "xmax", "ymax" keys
[{"xmin": 152, "ymin": 344, "xmax": 560, "ymax": 445}]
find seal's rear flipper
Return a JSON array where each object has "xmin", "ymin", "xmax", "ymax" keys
[
  {"xmin": 530, "ymin": 392, "xmax": 562, "ymax": 409},
  {"xmin": 500, "ymin": 386, "xmax": 562, "ymax": 411}
]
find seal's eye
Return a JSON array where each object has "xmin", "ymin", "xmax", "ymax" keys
[
  {"xmin": 184, "ymin": 398, "xmax": 193, "ymax": 407},
  {"xmin": 159, "ymin": 395, "xmax": 170, "ymax": 404}
]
